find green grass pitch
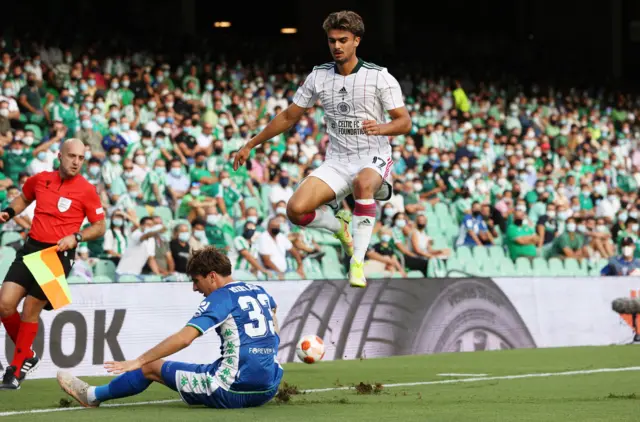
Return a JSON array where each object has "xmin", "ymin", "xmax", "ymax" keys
[{"xmin": 1, "ymin": 345, "xmax": 639, "ymax": 421}]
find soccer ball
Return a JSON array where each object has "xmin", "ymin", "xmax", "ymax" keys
[{"xmin": 296, "ymin": 334, "xmax": 325, "ymax": 364}]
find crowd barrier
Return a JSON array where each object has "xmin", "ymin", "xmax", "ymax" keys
[{"xmin": 1, "ymin": 277, "xmax": 637, "ymax": 379}]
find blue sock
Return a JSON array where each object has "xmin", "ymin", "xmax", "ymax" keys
[{"xmin": 94, "ymin": 369, "xmax": 152, "ymax": 402}]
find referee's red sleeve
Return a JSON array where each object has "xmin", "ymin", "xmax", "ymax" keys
[
  {"xmin": 21, "ymin": 173, "xmax": 39, "ymax": 202},
  {"xmin": 83, "ymin": 184, "xmax": 105, "ymax": 223}
]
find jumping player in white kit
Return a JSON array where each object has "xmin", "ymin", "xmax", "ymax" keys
[{"xmin": 234, "ymin": 10, "xmax": 411, "ymax": 288}]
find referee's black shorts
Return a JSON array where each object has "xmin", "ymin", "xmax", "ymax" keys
[{"xmin": 3, "ymin": 237, "xmax": 75, "ymax": 311}]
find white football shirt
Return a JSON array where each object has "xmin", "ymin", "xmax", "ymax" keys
[{"xmin": 292, "ymin": 58, "xmax": 404, "ymax": 162}]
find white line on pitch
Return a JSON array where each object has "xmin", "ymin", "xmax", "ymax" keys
[
  {"xmin": 302, "ymin": 366, "xmax": 640, "ymax": 393},
  {"xmin": 437, "ymin": 373, "xmax": 489, "ymax": 377},
  {"xmin": 1, "ymin": 366, "xmax": 639, "ymax": 417}
]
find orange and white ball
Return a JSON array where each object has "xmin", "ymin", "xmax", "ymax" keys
[{"xmin": 295, "ymin": 334, "xmax": 325, "ymax": 364}]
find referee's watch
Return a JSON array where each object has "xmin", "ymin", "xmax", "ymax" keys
[{"xmin": 74, "ymin": 232, "xmax": 83, "ymax": 244}]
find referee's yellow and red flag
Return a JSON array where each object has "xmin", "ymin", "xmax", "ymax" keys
[{"xmin": 23, "ymin": 246, "xmax": 72, "ymax": 310}]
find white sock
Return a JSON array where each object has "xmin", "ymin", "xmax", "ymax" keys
[
  {"xmin": 305, "ymin": 206, "xmax": 341, "ymax": 233},
  {"xmin": 352, "ymin": 199, "xmax": 376, "ymax": 263},
  {"xmin": 87, "ymin": 386, "xmax": 98, "ymax": 404}
]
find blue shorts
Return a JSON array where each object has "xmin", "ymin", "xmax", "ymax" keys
[{"xmin": 161, "ymin": 361, "xmax": 279, "ymax": 409}]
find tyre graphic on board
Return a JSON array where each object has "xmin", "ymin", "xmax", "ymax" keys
[{"xmin": 277, "ymin": 277, "xmax": 536, "ymax": 363}]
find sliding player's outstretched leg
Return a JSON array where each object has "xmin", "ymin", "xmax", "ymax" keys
[
  {"xmin": 349, "ymin": 168, "xmax": 384, "ymax": 289},
  {"xmin": 58, "ymin": 362, "xmax": 156, "ymax": 408},
  {"xmin": 287, "ymin": 176, "xmax": 353, "ymax": 256}
]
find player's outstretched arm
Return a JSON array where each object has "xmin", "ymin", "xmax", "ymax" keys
[
  {"xmin": 105, "ymin": 326, "xmax": 200, "ymax": 375},
  {"xmin": 233, "ymin": 104, "xmax": 307, "ymax": 170}
]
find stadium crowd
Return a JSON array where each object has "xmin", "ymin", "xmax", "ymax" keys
[{"xmin": 0, "ymin": 37, "xmax": 639, "ymax": 282}]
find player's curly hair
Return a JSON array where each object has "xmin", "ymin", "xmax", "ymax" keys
[
  {"xmin": 187, "ymin": 246, "xmax": 232, "ymax": 278},
  {"xmin": 322, "ymin": 10, "xmax": 365, "ymax": 38}
]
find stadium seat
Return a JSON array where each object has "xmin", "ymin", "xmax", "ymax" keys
[
  {"xmin": 303, "ymin": 259, "xmax": 324, "ymax": 280},
  {"xmin": 564, "ymin": 258, "xmax": 585, "ymax": 276},
  {"xmin": 135, "ymin": 206, "xmax": 150, "ymax": 219},
  {"xmin": 515, "ymin": 257, "xmax": 533, "ymax": 276},
  {"xmin": 93, "ymin": 259, "xmax": 117, "ymax": 279},
  {"xmin": 446, "ymin": 256, "xmax": 464, "ymax": 272},
  {"xmin": 152, "ymin": 206, "xmax": 174, "ymax": 226},
  {"xmin": 455, "ymin": 246, "xmax": 473, "ymax": 262},
  {"xmin": 0, "ymin": 246, "xmax": 16, "ymax": 263},
  {"xmin": 532, "ymin": 258, "xmax": 549, "ymax": 276},
  {"xmin": 407, "ymin": 270, "xmax": 424, "ymax": 278},
  {"xmin": 1, "ymin": 232, "xmax": 22, "ymax": 247},
  {"xmin": 68, "ymin": 276, "xmax": 87, "ymax": 284},
  {"xmin": 285, "ymin": 272, "xmax": 304, "ymax": 280},
  {"xmin": 92, "ymin": 276, "xmax": 114, "ymax": 284},
  {"xmin": 24, "ymin": 124, "xmax": 43, "ymax": 140},
  {"xmin": 547, "ymin": 258, "xmax": 564, "ymax": 275},
  {"xmin": 487, "ymin": 246, "xmax": 506, "ymax": 261},
  {"xmin": 498, "ymin": 259, "xmax": 517, "ymax": 276},
  {"xmin": 233, "ymin": 270, "xmax": 258, "ymax": 281},
  {"xmin": 117, "ymin": 275, "xmax": 140, "ymax": 283},
  {"xmin": 473, "ymin": 246, "xmax": 489, "ymax": 262},
  {"xmin": 431, "ymin": 234, "xmax": 449, "ymax": 250},
  {"xmin": 427, "ymin": 258, "xmax": 447, "ymax": 278}
]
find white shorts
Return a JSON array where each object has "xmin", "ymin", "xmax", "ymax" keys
[{"xmin": 307, "ymin": 154, "xmax": 394, "ymax": 210}]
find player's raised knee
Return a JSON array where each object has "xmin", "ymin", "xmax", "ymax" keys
[
  {"xmin": 353, "ymin": 175, "xmax": 378, "ymax": 197},
  {"xmin": 286, "ymin": 201, "xmax": 305, "ymax": 224}
]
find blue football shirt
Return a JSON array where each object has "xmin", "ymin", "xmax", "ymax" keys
[{"xmin": 186, "ymin": 281, "xmax": 283, "ymax": 392}]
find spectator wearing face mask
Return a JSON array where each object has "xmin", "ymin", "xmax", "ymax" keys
[
  {"xmin": 506, "ymin": 209, "xmax": 539, "ymax": 261},
  {"xmin": 266, "ymin": 86, "xmax": 288, "ymax": 115},
  {"xmin": 616, "ymin": 217, "xmax": 638, "ymax": 247},
  {"xmin": 189, "ymin": 152, "xmax": 217, "ymax": 187},
  {"xmin": 17, "ymin": 73, "xmax": 45, "ymax": 124},
  {"xmin": 170, "ymin": 223, "xmax": 191, "ymax": 274},
  {"xmin": 258, "ymin": 217, "xmax": 304, "ymax": 279},
  {"xmin": 456, "ymin": 202, "xmax": 488, "ymax": 247},
  {"xmin": 390, "ymin": 212, "xmax": 429, "ymax": 274},
  {"xmin": 551, "ymin": 217, "xmax": 587, "ymax": 261},
  {"xmin": 49, "ymin": 88, "xmax": 78, "ymax": 135},
  {"xmin": 1, "ymin": 138, "xmax": 36, "ymax": 185},
  {"xmin": 140, "ymin": 216, "xmax": 174, "ymax": 277},
  {"xmin": 601, "ymin": 237, "xmax": 640, "ymax": 276},
  {"xmin": 536, "ymin": 202, "xmax": 559, "ymax": 258},
  {"xmin": 68, "ymin": 243, "xmax": 95, "ymax": 283},
  {"xmin": 189, "ymin": 219, "xmax": 209, "ymax": 252},
  {"xmin": 203, "ymin": 207, "xmax": 231, "ymax": 252},
  {"xmin": 269, "ymin": 170, "xmax": 293, "ymax": 212},
  {"xmin": 583, "ymin": 217, "xmax": 616, "ymax": 259},
  {"xmin": 409, "ymin": 214, "xmax": 451, "ymax": 259},
  {"xmin": 116, "ymin": 216, "xmax": 164, "ymax": 278},
  {"xmin": 365, "ymin": 227, "xmax": 407, "ymax": 278},
  {"xmin": 0, "ymin": 82, "xmax": 21, "ymax": 122},
  {"xmin": 0, "ymin": 186, "xmax": 30, "ymax": 245},
  {"xmin": 419, "ymin": 163, "xmax": 446, "ymax": 204},
  {"xmin": 118, "ymin": 116, "xmax": 140, "ymax": 145},
  {"xmin": 140, "ymin": 159, "xmax": 168, "ymax": 206},
  {"xmin": 102, "ymin": 210, "xmax": 131, "ymax": 266},
  {"xmin": 165, "ymin": 159, "xmax": 190, "ymax": 207},
  {"xmin": 177, "ymin": 182, "xmax": 218, "ymax": 222},
  {"xmin": 77, "ymin": 115, "xmax": 106, "ymax": 160},
  {"xmin": 400, "ymin": 180, "xmax": 426, "ymax": 222},
  {"xmin": 102, "ymin": 118, "xmax": 128, "ymax": 151},
  {"xmin": 230, "ymin": 221, "xmax": 270, "ymax": 278},
  {"xmin": 209, "ymin": 170, "xmax": 244, "ymax": 218},
  {"xmin": 27, "ymin": 136, "xmax": 56, "ymax": 175}
]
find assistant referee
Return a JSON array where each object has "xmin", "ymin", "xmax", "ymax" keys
[{"xmin": 0, "ymin": 138, "xmax": 106, "ymax": 390}]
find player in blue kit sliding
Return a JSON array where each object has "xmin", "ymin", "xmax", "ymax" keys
[{"xmin": 57, "ymin": 246, "xmax": 283, "ymax": 409}]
